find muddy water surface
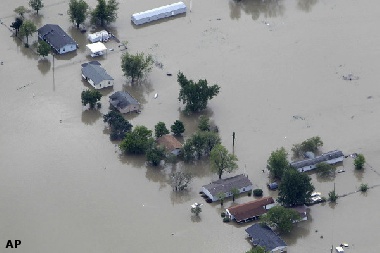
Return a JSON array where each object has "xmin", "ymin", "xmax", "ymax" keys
[{"xmin": 1, "ymin": 0, "xmax": 380, "ymax": 252}]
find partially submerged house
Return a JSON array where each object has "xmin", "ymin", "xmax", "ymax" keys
[
  {"xmin": 200, "ymin": 174, "xmax": 253, "ymax": 202},
  {"xmin": 81, "ymin": 61, "xmax": 114, "ymax": 89},
  {"xmin": 109, "ymin": 91, "xmax": 140, "ymax": 114},
  {"xmin": 226, "ymin": 196, "xmax": 274, "ymax": 223},
  {"xmin": 156, "ymin": 134, "xmax": 182, "ymax": 156},
  {"xmin": 245, "ymin": 224, "xmax": 287, "ymax": 253},
  {"xmin": 38, "ymin": 24, "xmax": 77, "ymax": 54},
  {"xmin": 131, "ymin": 2, "xmax": 187, "ymax": 25},
  {"xmin": 290, "ymin": 150, "xmax": 344, "ymax": 172},
  {"xmin": 87, "ymin": 30, "xmax": 111, "ymax": 43},
  {"xmin": 289, "ymin": 205, "xmax": 308, "ymax": 222}
]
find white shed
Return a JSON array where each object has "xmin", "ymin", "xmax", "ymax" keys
[
  {"xmin": 86, "ymin": 42, "xmax": 107, "ymax": 57},
  {"xmin": 131, "ymin": 2, "xmax": 187, "ymax": 25},
  {"xmin": 87, "ymin": 30, "xmax": 111, "ymax": 43}
]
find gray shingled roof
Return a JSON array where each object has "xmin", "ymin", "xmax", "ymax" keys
[
  {"xmin": 109, "ymin": 91, "xmax": 139, "ymax": 109},
  {"xmin": 38, "ymin": 24, "xmax": 76, "ymax": 51},
  {"xmin": 202, "ymin": 174, "xmax": 252, "ymax": 196},
  {"xmin": 290, "ymin": 150, "xmax": 344, "ymax": 169},
  {"xmin": 81, "ymin": 61, "xmax": 113, "ymax": 85},
  {"xmin": 245, "ymin": 224, "xmax": 287, "ymax": 251}
]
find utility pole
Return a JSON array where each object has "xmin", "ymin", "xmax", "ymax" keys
[{"xmin": 232, "ymin": 132, "xmax": 235, "ymax": 147}]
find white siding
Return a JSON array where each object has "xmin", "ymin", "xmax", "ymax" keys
[{"xmin": 59, "ymin": 43, "xmax": 77, "ymax": 54}]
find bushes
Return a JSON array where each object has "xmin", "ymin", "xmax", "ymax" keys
[
  {"xmin": 223, "ymin": 217, "xmax": 230, "ymax": 222},
  {"xmin": 253, "ymin": 189, "xmax": 263, "ymax": 197}
]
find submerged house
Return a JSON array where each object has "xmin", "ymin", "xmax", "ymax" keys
[
  {"xmin": 200, "ymin": 174, "xmax": 253, "ymax": 202},
  {"xmin": 38, "ymin": 24, "xmax": 77, "ymax": 54},
  {"xmin": 290, "ymin": 150, "xmax": 344, "ymax": 172},
  {"xmin": 109, "ymin": 91, "xmax": 140, "ymax": 114},
  {"xmin": 245, "ymin": 224, "xmax": 287, "ymax": 253},
  {"xmin": 226, "ymin": 197, "xmax": 274, "ymax": 223},
  {"xmin": 131, "ymin": 2, "xmax": 187, "ymax": 25},
  {"xmin": 81, "ymin": 61, "xmax": 114, "ymax": 89},
  {"xmin": 156, "ymin": 134, "xmax": 182, "ymax": 156}
]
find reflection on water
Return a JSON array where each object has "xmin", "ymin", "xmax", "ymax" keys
[
  {"xmin": 37, "ymin": 58, "xmax": 51, "ymax": 75},
  {"xmin": 118, "ymin": 153, "xmax": 146, "ymax": 168},
  {"xmin": 229, "ymin": 0, "xmax": 285, "ymax": 20},
  {"xmin": 297, "ymin": 0, "xmax": 319, "ymax": 12},
  {"xmin": 81, "ymin": 109, "xmax": 102, "ymax": 125},
  {"xmin": 170, "ymin": 190, "xmax": 192, "ymax": 205},
  {"xmin": 283, "ymin": 224, "xmax": 311, "ymax": 245}
]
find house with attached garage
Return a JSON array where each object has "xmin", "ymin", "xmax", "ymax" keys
[
  {"xmin": 245, "ymin": 224, "xmax": 287, "ymax": 253},
  {"xmin": 109, "ymin": 91, "xmax": 141, "ymax": 114},
  {"xmin": 290, "ymin": 150, "xmax": 344, "ymax": 172},
  {"xmin": 200, "ymin": 174, "xmax": 253, "ymax": 202},
  {"xmin": 81, "ymin": 61, "xmax": 114, "ymax": 89},
  {"xmin": 38, "ymin": 24, "xmax": 78, "ymax": 54}
]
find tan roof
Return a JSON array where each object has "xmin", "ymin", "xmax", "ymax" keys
[
  {"xmin": 157, "ymin": 135, "xmax": 182, "ymax": 151},
  {"xmin": 227, "ymin": 197, "xmax": 274, "ymax": 222}
]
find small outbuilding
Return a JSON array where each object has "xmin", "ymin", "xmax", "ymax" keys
[
  {"xmin": 131, "ymin": 2, "xmax": 187, "ymax": 25},
  {"xmin": 157, "ymin": 134, "xmax": 182, "ymax": 156},
  {"xmin": 245, "ymin": 224, "xmax": 287, "ymax": 253},
  {"xmin": 86, "ymin": 42, "xmax": 107, "ymax": 57},
  {"xmin": 87, "ymin": 30, "xmax": 111, "ymax": 43},
  {"xmin": 81, "ymin": 61, "xmax": 114, "ymax": 89},
  {"xmin": 38, "ymin": 24, "xmax": 77, "ymax": 54},
  {"xmin": 109, "ymin": 91, "xmax": 140, "ymax": 114}
]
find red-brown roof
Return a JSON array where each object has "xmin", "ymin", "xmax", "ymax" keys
[
  {"xmin": 157, "ymin": 134, "xmax": 182, "ymax": 151},
  {"xmin": 227, "ymin": 197, "xmax": 274, "ymax": 222}
]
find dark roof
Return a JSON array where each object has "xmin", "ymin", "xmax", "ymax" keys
[
  {"xmin": 81, "ymin": 61, "xmax": 113, "ymax": 85},
  {"xmin": 202, "ymin": 174, "xmax": 252, "ymax": 196},
  {"xmin": 245, "ymin": 224, "xmax": 287, "ymax": 251},
  {"xmin": 290, "ymin": 150, "xmax": 344, "ymax": 169},
  {"xmin": 38, "ymin": 24, "xmax": 76, "ymax": 50},
  {"xmin": 227, "ymin": 197, "xmax": 274, "ymax": 221},
  {"xmin": 109, "ymin": 91, "xmax": 139, "ymax": 109}
]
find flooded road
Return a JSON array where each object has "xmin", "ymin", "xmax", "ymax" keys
[{"xmin": 1, "ymin": 0, "xmax": 380, "ymax": 252}]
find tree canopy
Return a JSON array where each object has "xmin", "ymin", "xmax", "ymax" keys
[
  {"xmin": 120, "ymin": 125, "xmax": 153, "ymax": 154},
  {"xmin": 121, "ymin": 52, "xmax": 153, "ymax": 84},
  {"xmin": 14, "ymin": 6, "xmax": 28, "ymax": 18},
  {"xmin": 146, "ymin": 145, "xmax": 165, "ymax": 166},
  {"xmin": 91, "ymin": 0, "xmax": 119, "ymax": 27},
  {"xmin": 37, "ymin": 40, "xmax": 51, "ymax": 58},
  {"xmin": 210, "ymin": 144, "xmax": 238, "ymax": 179},
  {"xmin": 267, "ymin": 147, "xmax": 289, "ymax": 179},
  {"xmin": 19, "ymin": 20, "xmax": 37, "ymax": 45},
  {"xmin": 260, "ymin": 206, "xmax": 301, "ymax": 233},
  {"xmin": 29, "ymin": 0, "xmax": 44, "ymax": 15},
  {"xmin": 292, "ymin": 136, "xmax": 323, "ymax": 157},
  {"xmin": 103, "ymin": 110, "xmax": 133, "ymax": 141},
  {"xmin": 316, "ymin": 162, "xmax": 335, "ymax": 179},
  {"xmin": 154, "ymin": 122, "xmax": 169, "ymax": 138},
  {"xmin": 10, "ymin": 17, "xmax": 23, "ymax": 36},
  {"xmin": 171, "ymin": 171, "xmax": 192, "ymax": 191},
  {"xmin": 354, "ymin": 154, "xmax": 365, "ymax": 169},
  {"xmin": 277, "ymin": 168, "xmax": 315, "ymax": 207},
  {"xmin": 171, "ymin": 120, "xmax": 185, "ymax": 136},
  {"xmin": 198, "ymin": 115, "xmax": 210, "ymax": 131},
  {"xmin": 245, "ymin": 246, "xmax": 268, "ymax": 253},
  {"xmin": 177, "ymin": 72, "xmax": 220, "ymax": 112},
  {"xmin": 68, "ymin": 0, "xmax": 89, "ymax": 28},
  {"xmin": 81, "ymin": 89, "xmax": 102, "ymax": 109}
]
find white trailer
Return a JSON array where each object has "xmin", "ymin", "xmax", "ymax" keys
[
  {"xmin": 87, "ymin": 30, "xmax": 111, "ymax": 43},
  {"xmin": 131, "ymin": 2, "xmax": 187, "ymax": 25}
]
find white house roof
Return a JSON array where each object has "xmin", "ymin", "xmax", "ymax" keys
[
  {"xmin": 132, "ymin": 2, "xmax": 186, "ymax": 20},
  {"xmin": 86, "ymin": 42, "xmax": 107, "ymax": 53},
  {"xmin": 81, "ymin": 61, "xmax": 113, "ymax": 85}
]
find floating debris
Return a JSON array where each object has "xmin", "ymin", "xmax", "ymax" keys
[
  {"xmin": 367, "ymin": 96, "xmax": 373, "ymax": 99},
  {"xmin": 342, "ymin": 73, "xmax": 359, "ymax": 81},
  {"xmin": 154, "ymin": 93, "xmax": 158, "ymax": 99},
  {"xmin": 166, "ymin": 73, "xmax": 172, "ymax": 76},
  {"xmin": 293, "ymin": 115, "xmax": 305, "ymax": 120}
]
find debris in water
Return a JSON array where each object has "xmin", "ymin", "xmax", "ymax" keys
[
  {"xmin": 292, "ymin": 115, "xmax": 305, "ymax": 120},
  {"xmin": 342, "ymin": 73, "xmax": 359, "ymax": 81},
  {"xmin": 337, "ymin": 169, "xmax": 345, "ymax": 173},
  {"xmin": 166, "ymin": 73, "xmax": 172, "ymax": 76},
  {"xmin": 154, "ymin": 93, "xmax": 158, "ymax": 99},
  {"xmin": 367, "ymin": 96, "xmax": 373, "ymax": 99}
]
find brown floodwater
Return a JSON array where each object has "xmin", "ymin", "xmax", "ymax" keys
[{"xmin": 1, "ymin": 0, "xmax": 380, "ymax": 252}]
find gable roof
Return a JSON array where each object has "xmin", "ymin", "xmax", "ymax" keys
[
  {"xmin": 81, "ymin": 61, "xmax": 113, "ymax": 85},
  {"xmin": 227, "ymin": 197, "xmax": 274, "ymax": 221},
  {"xmin": 109, "ymin": 91, "xmax": 139, "ymax": 109},
  {"xmin": 290, "ymin": 150, "xmax": 344, "ymax": 169},
  {"xmin": 202, "ymin": 174, "xmax": 252, "ymax": 197},
  {"xmin": 157, "ymin": 135, "xmax": 182, "ymax": 151},
  {"xmin": 38, "ymin": 24, "xmax": 76, "ymax": 50},
  {"xmin": 245, "ymin": 224, "xmax": 287, "ymax": 251}
]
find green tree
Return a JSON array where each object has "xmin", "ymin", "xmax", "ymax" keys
[
  {"xmin": 81, "ymin": 89, "xmax": 102, "ymax": 109},
  {"xmin": 146, "ymin": 145, "xmax": 165, "ymax": 166},
  {"xmin": 10, "ymin": 18, "xmax": 23, "ymax": 36},
  {"xmin": 177, "ymin": 72, "xmax": 220, "ymax": 112},
  {"xmin": 316, "ymin": 162, "xmax": 335, "ymax": 178},
  {"xmin": 91, "ymin": 0, "xmax": 119, "ymax": 27},
  {"xmin": 182, "ymin": 139, "xmax": 195, "ymax": 162},
  {"xmin": 301, "ymin": 136, "xmax": 323, "ymax": 153},
  {"xmin": 14, "ymin": 6, "xmax": 28, "ymax": 18},
  {"xmin": 191, "ymin": 203, "xmax": 202, "ymax": 216},
  {"xmin": 171, "ymin": 171, "xmax": 192, "ymax": 191},
  {"xmin": 198, "ymin": 115, "xmax": 210, "ymax": 131},
  {"xmin": 267, "ymin": 147, "xmax": 289, "ymax": 179},
  {"xmin": 260, "ymin": 206, "xmax": 301, "ymax": 233},
  {"xmin": 120, "ymin": 125, "xmax": 153, "ymax": 154},
  {"xmin": 103, "ymin": 110, "xmax": 133, "ymax": 140},
  {"xmin": 354, "ymin": 154, "xmax": 365, "ymax": 169},
  {"xmin": 202, "ymin": 131, "xmax": 221, "ymax": 155},
  {"xmin": 328, "ymin": 190, "xmax": 338, "ymax": 202},
  {"xmin": 217, "ymin": 192, "xmax": 226, "ymax": 206},
  {"xmin": 68, "ymin": 0, "xmax": 89, "ymax": 29},
  {"xmin": 19, "ymin": 20, "xmax": 37, "ymax": 46},
  {"xmin": 245, "ymin": 246, "xmax": 268, "ymax": 253},
  {"xmin": 37, "ymin": 40, "xmax": 51, "ymax": 58},
  {"xmin": 359, "ymin": 183, "xmax": 368, "ymax": 192},
  {"xmin": 121, "ymin": 52, "xmax": 153, "ymax": 84},
  {"xmin": 170, "ymin": 120, "xmax": 185, "ymax": 136},
  {"xmin": 210, "ymin": 144, "xmax": 238, "ymax": 179},
  {"xmin": 230, "ymin": 187, "xmax": 240, "ymax": 202},
  {"xmin": 277, "ymin": 168, "xmax": 315, "ymax": 207},
  {"xmin": 29, "ymin": 0, "xmax": 44, "ymax": 15},
  {"xmin": 154, "ymin": 122, "xmax": 169, "ymax": 138}
]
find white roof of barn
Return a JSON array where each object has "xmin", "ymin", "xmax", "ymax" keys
[
  {"xmin": 132, "ymin": 2, "xmax": 186, "ymax": 20},
  {"xmin": 86, "ymin": 42, "xmax": 107, "ymax": 53}
]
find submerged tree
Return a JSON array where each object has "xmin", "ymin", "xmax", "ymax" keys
[
  {"xmin": 217, "ymin": 192, "xmax": 226, "ymax": 206},
  {"xmin": 103, "ymin": 110, "xmax": 133, "ymax": 140},
  {"xmin": 91, "ymin": 0, "xmax": 119, "ymax": 27},
  {"xmin": 245, "ymin": 246, "xmax": 268, "ymax": 253},
  {"xmin": 354, "ymin": 154, "xmax": 365, "ymax": 170},
  {"xmin": 10, "ymin": 17, "xmax": 23, "ymax": 36},
  {"xmin": 154, "ymin": 121, "xmax": 169, "ymax": 138},
  {"xmin": 267, "ymin": 147, "xmax": 289, "ymax": 179},
  {"xmin": 68, "ymin": 0, "xmax": 89, "ymax": 28},
  {"xmin": 210, "ymin": 144, "xmax": 238, "ymax": 179},
  {"xmin": 170, "ymin": 120, "xmax": 185, "ymax": 136},
  {"xmin": 260, "ymin": 206, "xmax": 301, "ymax": 233},
  {"xmin": 29, "ymin": 0, "xmax": 44, "ymax": 15},
  {"xmin": 230, "ymin": 187, "xmax": 240, "ymax": 202},
  {"xmin": 191, "ymin": 203, "xmax": 202, "ymax": 216},
  {"xmin": 171, "ymin": 171, "xmax": 192, "ymax": 191},
  {"xmin": 81, "ymin": 89, "xmax": 102, "ymax": 109},
  {"xmin": 198, "ymin": 115, "xmax": 210, "ymax": 131},
  {"xmin": 316, "ymin": 162, "xmax": 335, "ymax": 179},
  {"xmin": 37, "ymin": 40, "xmax": 51, "ymax": 58},
  {"xmin": 146, "ymin": 145, "xmax": 165, "ymax": 166},
  {"xmin": 14, "ymin": 6, "xmax": 28, "ymax": 18},
  {"xmin": 177, "ymin": 72, "xmax": 220, "ymax": 113},
  {"xmin": 121, "ymin": 52, "xmax": 153, "ymax": 84},
  {"xmin": 120, "ymin": 125, "xmax": 153, "ymax": 154},
  {"xmin": 19, "ymin": 20, "xmax": 37, "ymax": 46}
]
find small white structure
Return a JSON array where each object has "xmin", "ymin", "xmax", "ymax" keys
[
  {"xmin": 335, "ymin": 246, "xmax": 344, "ymax": 253},
  {"xmin": 86, "ymin": 42, "xmax": 107, "ymax": 57},
  {"xmin": 87, "ymin": 30, "xmax": 111, "ymax": 43},
  {"xmin": 131, "ymin": 2, "xmax": 187, "ymax": 25},
  {"xmin": 81, "ymin": 61, "xmax": 114, "ymax": 89}
]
